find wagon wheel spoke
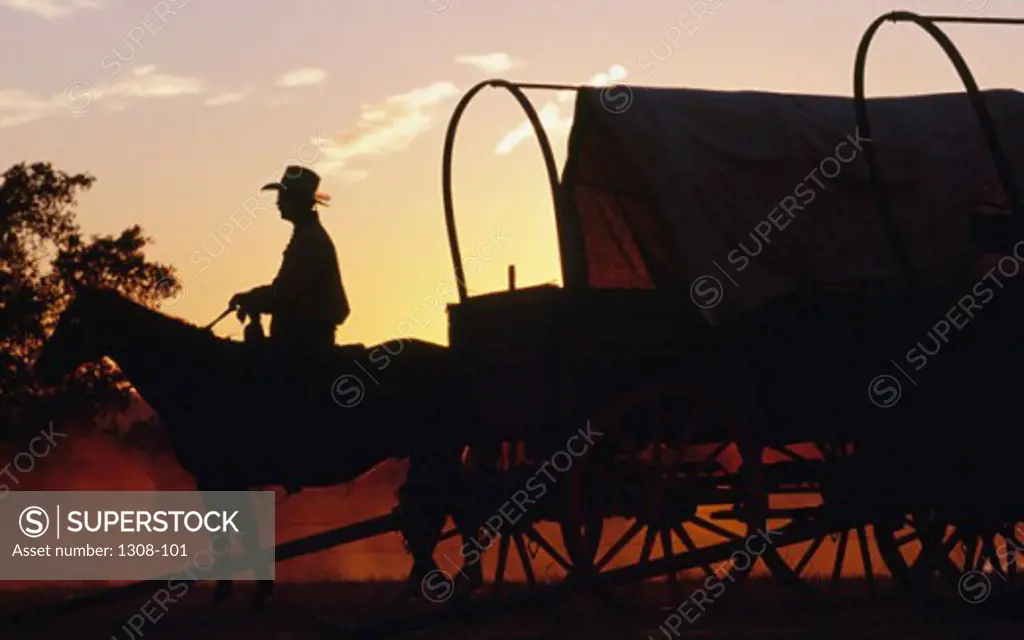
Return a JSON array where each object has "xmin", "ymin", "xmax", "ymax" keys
[
  {"xmin": 673, "ymin": 523, "xmax": 715, "ymax": 579},
  {"xmin": 512, "ymin": 532, "xmax": 536, "ymax": 587},
  {"xmin": 894, "ymin": 528, "xmax": 919, "ymax": 547},
  {"xmin": 1005, "ymin": 526, "xmax": 1022, "ymax": 580},
  {"xmin": 857, "ymin": 526, "xmax": 877, "ymax": 597},
  {"xmin": 940, "ymin": 529, "xmax": 964, "ymax": 562},
  {"xmin": 830, "ymin": 530, "xmax": 849, "ymax": 588},
  {"xmin": 963, "ymin": 536, "xmax": 980, "ymax": 572},
  {"xmin": 703, "ymin": 441, "xmax": 731, "ymax": 463},
  {"xmin": 992, "ymin": 534, "xmax": 1010, "ymax": 578},
  {"xmin": 879, "ymin": 513, "xmax": 927, "ymax": 569},
  {"xmin": 923, "ymin": 525, "xmax": 969, "ymax": 586},
  {"xmin": 595, "ymin": 520, "xmax": 643, "ymax": 571},
  {"xmin": 659, "ymin": 528, "xmax": 679, "ymax": 589},
  {"xmin": 627, "ymin": 526, "xmax": 659, "ymax": 597},
  {"xmin": 638, "ymin": 527, "xmax": 657, "ymax": 569},
  {"xmin": 524, "ymin": 525, "xmax": 572, "ymax": 572},
  {"xmin": 691, "ymin": 441, "xmax": 731, "ymax": 476},
  {"xmin": 981, "ymin": 537, "xmax": 1001, "ymax": 578},
  {"xmin": 1008, "ymin": 541, "xmax": 1019, "ymax": 581},
  {"xmin": 437, "ymin": 526, "xmax": 461, "ymax": 542},
  {"xmin": 690, "ymin": 515, "xmax": 742, "ymax": 541},
  {"xmin": 1009, "ymin": 524, "xmax": 1024, "ymax": 549},
  {"xmin": 493, "ymin": 533, "xmax": 511, "ymax": 591},
  {"xmin": 1005, "ymin": 526, "xmax": 1024, "ymax": 555},
  {"xmin": 793, "ymin": 536, "xmax": 825, "ymax": 577},
  {"xmin": 769, "ymin": 444, "xmax": 809, "ymax": 462}
]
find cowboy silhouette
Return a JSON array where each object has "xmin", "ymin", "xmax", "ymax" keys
[{"xmin": 229, "ymin": 166, "xmax": 349, "ymax": 348}]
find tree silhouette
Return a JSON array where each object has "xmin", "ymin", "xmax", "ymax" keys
[{"xmin": 0, "ymin": 162, "xmax": 180, "ymax": 438}]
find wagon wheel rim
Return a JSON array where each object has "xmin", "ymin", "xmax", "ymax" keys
[
  {"xmin": 563, "ymin": 384, "xmax": 766, "ymax": 613},
  {"xmin": 756, "ymin": 440, "xmax": 928, "ymax": 598}
]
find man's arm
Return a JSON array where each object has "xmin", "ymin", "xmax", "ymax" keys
[
  {"xmin": 242, "ymin": 285, "xmax": 276, "ymax": 312},
  {"xmin": 234, "ymin": 240, "xmax": 316, "ymax": 314}
]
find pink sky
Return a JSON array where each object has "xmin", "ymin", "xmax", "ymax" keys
[{"xmin": 1, "ymin": 0, "xmax": 1022, "ymax": 346}]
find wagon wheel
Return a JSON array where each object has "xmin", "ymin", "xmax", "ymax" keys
[
  {"xmin": 563, "ymin": 385, "xmax": 766, "ymax": 614},
  {"xmin": 916, "ymin": 512, "xmax": 1024, "ymax": 605},
  {"xmin": 756, "ymin": 440, "xmax": 931, "ymax": 599},
  {"xmin": 429, "ymin": 440, "xmax": 583, "ymax": 599}
]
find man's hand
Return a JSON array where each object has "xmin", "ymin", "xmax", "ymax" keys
[
  {"xmin": 229, "ymin": 292, "xmax": 250, "ymax": 321},
  {"xmin": 230, "ymin": 285, "xmax": 273, "ymax": 321}
]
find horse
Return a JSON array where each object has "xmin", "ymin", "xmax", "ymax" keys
[{"xmin": 33, "ymin": 284, "xmax": 478, "ymax": 605}]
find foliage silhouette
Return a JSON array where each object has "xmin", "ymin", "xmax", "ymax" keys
[{"xmin": 0, "ymin": 162, "xmax": 179, "ymax": 438}]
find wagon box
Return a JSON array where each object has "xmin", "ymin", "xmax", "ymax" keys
[{"xmin": 447, "ymin": 284, "xmax": 713, "ymax": 441}]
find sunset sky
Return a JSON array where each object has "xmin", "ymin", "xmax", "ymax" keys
[{"xmin": 2, "ymin": 0, "xmax": 1022, "ymax": 347}]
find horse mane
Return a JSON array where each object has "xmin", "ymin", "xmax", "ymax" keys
[{"xmin": 78, "ymin": 286, "xmax": 227, "ymax": 346}]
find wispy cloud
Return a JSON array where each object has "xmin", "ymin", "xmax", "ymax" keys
[
  {"xmin": 0, "ymin": 0, "xmax": 106, "ymax": 19},
  {"xmin": 495, "ymin": 64, "xmax": 628, "ymax": 155},
  {"xmin": 105, "ymin": 65, "xmax": 204, "ymax": 100},
  {"xmin": 1, "ymin": 66, "xmax": 206, "ymax": 128},
  {"xmin": 204, "ymin": 91, "xmax": 247, "ymax": 107},
  {"xmin": 454, "ymin": 53, "xmax": 520, "ymax": 75},
  {"xmin": 276, "ymin": 67, "xmax": 328, "ymax": 88},
  {"xmin": 494, "ymin": 102, "xmax": 573, "ymax": 156},
  {"xmin": 0, "ymin": 89, "xmax": 54, "ymax": 128},
  {"xmin": 315, "ymin": 81, "xmax": 460, "ymax": 182}
]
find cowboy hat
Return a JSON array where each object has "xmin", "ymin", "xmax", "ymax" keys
[{"xmin": 261, "ymin": 165, "xmax": 331, "ymax": 206}]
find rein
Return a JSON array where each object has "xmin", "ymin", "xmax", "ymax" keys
[{"xmin": 204, "ymin": 308, "xmax": 233, "ymax": 331}]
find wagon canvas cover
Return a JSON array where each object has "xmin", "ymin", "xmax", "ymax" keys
[{"xmin": 560, "ymin": 86, "xmax": 1024, "ymax": 324}]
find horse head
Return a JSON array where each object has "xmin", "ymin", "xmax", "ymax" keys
[{"xmin": 34, "ymin": 282, "xmax": 111, "ymax": 386}]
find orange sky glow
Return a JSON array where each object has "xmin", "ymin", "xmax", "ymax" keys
[{"xmin": 2, "ymin": 0, "xmax": 1023, "ymax": 350}]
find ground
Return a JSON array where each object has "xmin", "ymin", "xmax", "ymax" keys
[{"xmin": 2, "ymin": 579, "xmax": 1022, "ymax": 639}]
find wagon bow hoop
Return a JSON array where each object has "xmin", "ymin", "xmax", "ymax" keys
[
  {"xmin": 442, "ymin": 79, "xmax": 584, "ymax": 302},
  {"xmin": 854, "ymin": 11, "xmax": 1024, "ymax": 285}
]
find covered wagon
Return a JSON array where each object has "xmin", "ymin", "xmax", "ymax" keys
[{"xmin": 439, "ymin": 74, "xmax": 1024, "ymax": 606}]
